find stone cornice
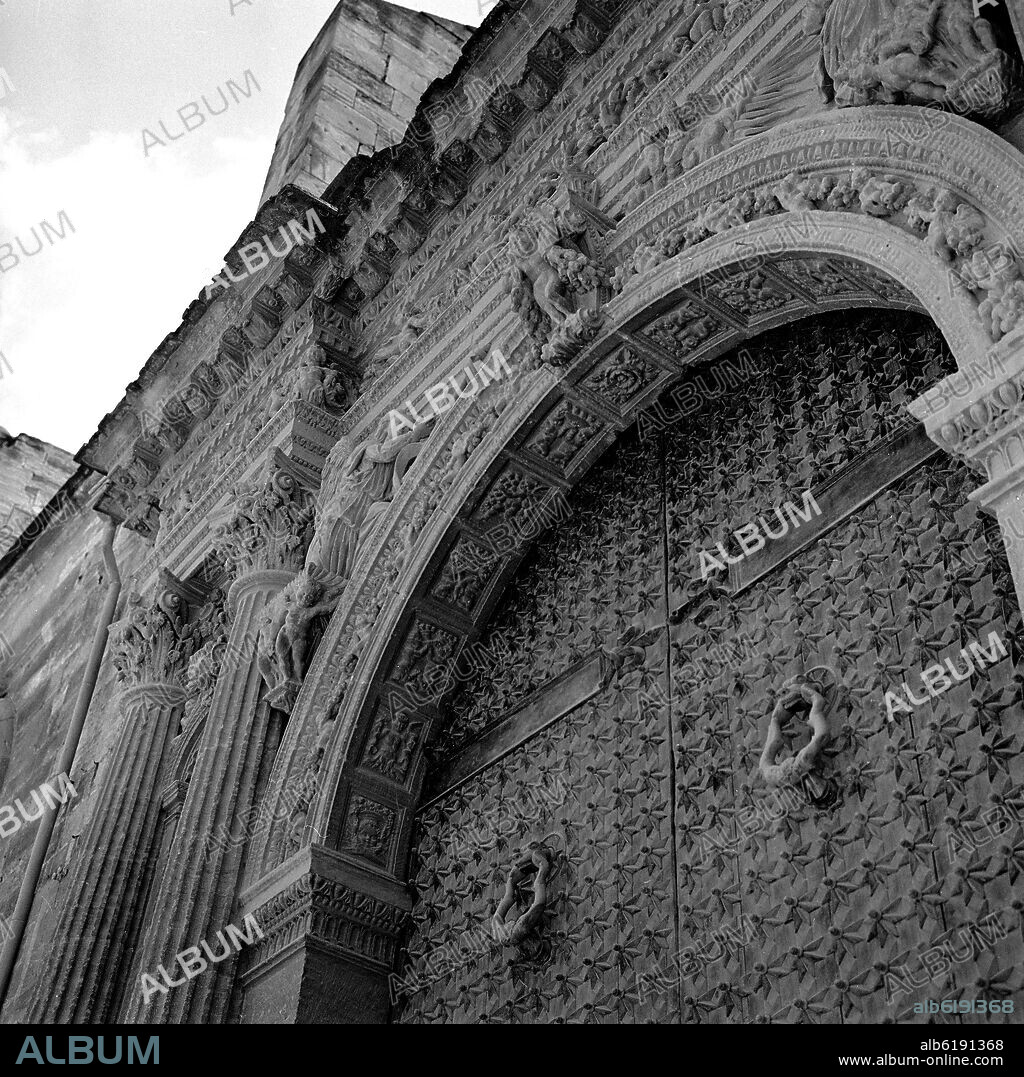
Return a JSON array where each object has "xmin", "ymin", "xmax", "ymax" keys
[
  {"xmin": 79, "ymin": 186, "xmax": 342, "ymax": 469},
  {"xmin": 73, "ymin": 0, "xmax": 759, "ymax": 542}
]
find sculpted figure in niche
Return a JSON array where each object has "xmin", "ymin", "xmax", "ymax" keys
[
  {"xmin": 808, "ymin": 0, "xmax": 1017, "ymax": 118},
  {"xmin": 256, "ymin": 570, "xmax": 341, "ymax": 711},
  {"xmin": 308, "ymin": 415, "xmax": 435, "ymax": 581}
]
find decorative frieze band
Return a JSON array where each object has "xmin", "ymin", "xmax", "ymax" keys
[{"xmin": 245, "ymin": 868, "xmax": 409, "ymax": 974}]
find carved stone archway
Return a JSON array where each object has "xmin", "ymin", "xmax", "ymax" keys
[{"xmin": 236, "ymin": 107, "xmax": 1024, "ymax": 1023}]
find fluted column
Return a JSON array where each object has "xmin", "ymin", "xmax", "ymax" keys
[
  {"xmin": 30, "ymin": 574, "xmax": 202, "ymax": 1023},
  {"xmin": 122, "ymin": 451, "xmax": 316, "ymax": 1024},
  {"xmin": 911, "ymin": 342, "xmax": 1024, "ymax": 608}
]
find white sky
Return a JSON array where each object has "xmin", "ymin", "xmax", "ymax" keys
[{"xmin": 0, "ymin": 0, "xmax": 485, "ymax": 453}]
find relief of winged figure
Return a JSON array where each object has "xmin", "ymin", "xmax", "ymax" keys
[{"xmin": 658, "ymin": 45, "xmax": 820, "ymax": 185}]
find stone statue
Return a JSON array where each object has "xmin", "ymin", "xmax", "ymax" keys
[
  {"xmin": 809, "ymin": 0, "xmax": 1016, "ymax": 118},
  {"xmin": 308, "ymin": 416, "xmax": 435, "ymax": 581},
  {"xmin": 506, "ymin": 180, "xmax": 607, "ymax": 340},
  {"xmin": 507, "ymin": 202, "xmax": 576, "ymax": 327},
  {"xmin": 256, "ymin": 569, "xmax": 341, "ymax": 712}
]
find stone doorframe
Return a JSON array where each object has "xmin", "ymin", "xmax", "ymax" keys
[{"xmin": 235, "ymin": 107, "xmax": 1024, "ymax": 1023}]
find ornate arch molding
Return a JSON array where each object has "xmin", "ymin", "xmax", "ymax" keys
[
  {"xmin": 236, "ymin": 108, "xmax": 1024, "ymax": 1019},
  {"xmin": 301, "ymin": 214, "xmax": 987, "ymax": 850},
  {"xmin": 622, "ymin": 106, "xmax": 1024, "ymax": 240}
]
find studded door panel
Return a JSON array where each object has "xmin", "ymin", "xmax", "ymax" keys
[
  {"xmin": 397, "ymin": 417, "xmax": 679, "ymax": 1023},
  {"xmin": 396, "ymin": 311, "xmax": 1024, "ymax": 1024}
]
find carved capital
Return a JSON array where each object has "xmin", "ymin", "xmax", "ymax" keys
[
  {"xmin": 214, "ymin": 449, "xmax": 319, "ymax": 580},
  {"xmin": 108, "ymin": 570, "xmax": 204, "ymax": 690},
  {"xmin": 911, "ymin": 341, "xmax": 1024, "ymax": 490}
]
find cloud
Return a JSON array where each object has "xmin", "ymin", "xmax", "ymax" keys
[{"xmin": 0, "ymin": 109, "xmax": 271, "ymax": 452}]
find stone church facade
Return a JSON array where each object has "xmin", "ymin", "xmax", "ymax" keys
[{"xmin": 2, "ymin": 0, "xmax": 1024, "ymax": 1025}]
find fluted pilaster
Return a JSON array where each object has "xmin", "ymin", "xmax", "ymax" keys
[
  {"xmin": 122, "ymin": 452, "xmax": 316, "ymax": 1023},
  {"xmin": 30, "ymin": 572, "xmax": 203, "ymax": 1023}
]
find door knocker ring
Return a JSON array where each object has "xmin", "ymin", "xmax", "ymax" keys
[
  {"xmin": 492, "ymin": 844, "xmax": 553, "ymax": 947},
  {"xmin": 759, "ymin": 671, "xmax": 839, "ymax": 808}
]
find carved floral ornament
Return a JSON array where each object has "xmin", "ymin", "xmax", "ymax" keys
[
  {"xmin": 109, "ymin": 570, "xmax": 204, "ymax": 691},
  {"xmin": 613, "ymin": 163, "xmax": 1024, "ymax": 345},
  {"xmin": 245, "ymin": 872, "xmax": 409, "ymax": 971}
]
